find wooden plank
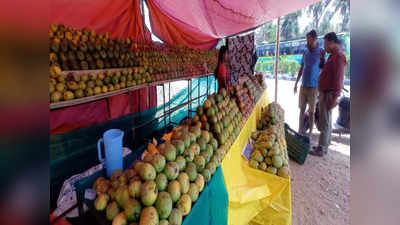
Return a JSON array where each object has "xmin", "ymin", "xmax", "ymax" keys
[
  {"xmin": 61, "ymin": 68, "xmax": 127, "ymax": 75},
  {"xmin": 50, "ymin": 83, "xmax": 147, "ymax": 110},
  {"xmin": 149, "ymin": 73, "xmax": 212, "ymax": 86}
]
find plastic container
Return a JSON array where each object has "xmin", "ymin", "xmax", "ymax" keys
[
  {"xmin": 284, "ymin": 123, "xmax": 310, "ymax": 165},
  {"xmin": 97, "ymin": 129, "xmax": 124, "ymax": 177}
]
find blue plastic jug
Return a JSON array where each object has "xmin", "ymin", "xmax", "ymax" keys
[{"xmin": 97, "ymin": 129, "xmax": 124, "ymax": 177}]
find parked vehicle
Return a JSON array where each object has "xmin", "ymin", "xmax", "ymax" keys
[{"xmin": 302, "ymin": 88, "xmax": 350, "ymax": 136}]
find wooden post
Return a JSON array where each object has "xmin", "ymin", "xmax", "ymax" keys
[{"xmin": 274, "ymin": 17, "xmax": 281, "ymax": 103}]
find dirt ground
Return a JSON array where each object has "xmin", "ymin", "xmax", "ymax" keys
[
  {"xmin": 266, "ymin": 79, "xmax": 350, "ymax": 225},
  {"xmin": 290, "ymin": 133, "xmax": 350, "ymax": 225}
]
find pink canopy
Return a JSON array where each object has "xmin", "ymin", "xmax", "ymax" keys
[
  {"xmin": 147, "ymin": 0, "xmax": 321, "ymax": 49},
  {"xmin": 49, "ymin": 0, "xmax": 320, "ymax": 134},
  {"xmin": 147, "ymin": 0, "xmax": 218, "ymax": 49}
]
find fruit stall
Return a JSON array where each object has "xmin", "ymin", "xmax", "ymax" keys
[{"xmin": 50, "ymin": 1, "xmax": 320, "ymax": 225}]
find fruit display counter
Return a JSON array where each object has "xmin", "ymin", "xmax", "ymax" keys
[
  {"xmin": 73, "ymin": 87, "xmax": 244, "ymax": 225},
  {"xmin": 220, "ymin": 90, "xmax": 292, "ymax": 225},
  {"xmin": 49, "ymin": 24, "xmax": 291, "ymax": 225},
  {"xmin": 66, "ymin": 80, "xmax": 291, "ymax": 225}
]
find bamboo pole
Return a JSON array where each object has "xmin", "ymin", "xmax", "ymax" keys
[{"xmin": 274, "ymin": 17, "xmax": 281, "ymax": 103}]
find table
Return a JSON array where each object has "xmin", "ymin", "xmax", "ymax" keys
[
  {"xmin": 71, "ymin": 89, "xmax": 291, "ymax": 225},
  {"xmin": 221, "ymin": 90, "xmax": 292, "ymax": 225}
]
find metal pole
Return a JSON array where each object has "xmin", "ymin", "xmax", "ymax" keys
[
  {"xmin": 162, "ymin": 84, "xmax": 166, "ymax": 132},
  {"xmin": 138, "ymin": 90, "xmax": 141, "ymax": 116},
  {"xmin": 129, "ymin": 91, "xmax": 133, "ymax": 113},
  {"xmin": 214, "ymin": 75, "xmax": 216, "ymax": 94},
  {"xmin": 106, "ymin": 98, "xmax": 111, "ymax": 120},
  {"xmin": 206, "ymin": 75, "xmax": 209, "ymax": 96},
  {"xmin": 274, "ymin": 17, "xmax": 281, "ymax": 103},
  {"xmin": 188, "ymin": 79, "xmax": 191, "ymax": 119},
  {"xmin": 129, "ymin": 90, "xmax": 135, "ymax": 148},
  {"xmin": 197, "ymin": 77, "xmax": 200, "ymax": 107},
  {"xmin": 168, "ymin": 82, "xmax": 171, "ymax": 125},
  {"xmin": 148, "ymin": 87, "xmax": 151, "ymax": 111}
]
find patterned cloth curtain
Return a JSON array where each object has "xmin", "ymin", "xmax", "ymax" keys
[{"xmin": 227, "ymin": 33, "xmax": 255, "ymax": 85}]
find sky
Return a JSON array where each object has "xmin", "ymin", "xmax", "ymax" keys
[{"xmin": 143, "ymin": 1, "xmax": 162, "ymax": 42}]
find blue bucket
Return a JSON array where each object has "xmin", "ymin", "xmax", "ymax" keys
[{"xmin": 97, "ymin": 129, "xmax": 124, "ymax": 177}]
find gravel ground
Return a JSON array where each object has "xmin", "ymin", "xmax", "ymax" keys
[
  {"xmin": 266, "ymin": 79, "xmax": 350, "ymax": 225},
  {"xmin": 290, "ymin": 133, "xmax": 350, "ymax": 225}
]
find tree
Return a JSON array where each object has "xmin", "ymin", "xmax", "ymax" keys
[
  {"xmin": 254, "ymin": 20, "xmax": 277, "ymax": 46},
  {"xmin": 307, "ymin": 0, "xmax": 332, "ymax": 31},
  {"xmin": 319, "ymin": 11, "xmax": 336, "ymax": 34},
  {"xmin": 336, "ymin": 0, "xmax": 350, "ymax": 32},
  {"xmin": 320, "ymin": 0, "xmax": 350, "ymax": 33},
  {"xmin": 254, "ymin": 24, "xmax": 266, "ymax": 46},
  {"xmin": 254, "ymin": 0, "xmax": 350, "ymax": 45},
  {"xmin": 280, "ymin": 11, "xmax": 302, "ymax": 41},
  {"xmin": 304, "ymin": 0, "xmax": 350, "ymax": 34}
]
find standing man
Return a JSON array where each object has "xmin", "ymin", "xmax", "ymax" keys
[
  {"xmin": 294, "ymin": 30, "xmax": 325, "ymax": 137},
  {"xmin": 309, "ymin": 32, "xmax": 346, "ymax": 156}
]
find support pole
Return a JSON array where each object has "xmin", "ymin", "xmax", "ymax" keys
[
  {"xmin": 274, "ymin": 17, "xmax": 281, "ymax": 103},
  {"xmin": 188, "ymin": 79, "xmax": 191, "ymax": 119},
  {"xmin": 168, "ymin": 82, "xmax": 171, "ymax": 124},
  {"xmin": 198, "ymin": 77, "xmax": 200, "ymax": 107},
  {"xmin": 214, "ymin": 75, "xmax": 216, "ymax": 93},
  {"xmin": 206, "ymin": 75, "xmax": 209, "ymax": 96},
  {"xmin": 162, "ymin": 84, "xmax": 166, "ymax": 132}
]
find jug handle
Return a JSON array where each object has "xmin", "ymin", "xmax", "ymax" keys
[{"xmin": 97, "ymin": 138, "xmax": 104, "ymax": 162}]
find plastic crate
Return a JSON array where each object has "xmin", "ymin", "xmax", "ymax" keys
[{"xmin": 284, "ymin": 123, "xmax": 310, "ymax": 164}]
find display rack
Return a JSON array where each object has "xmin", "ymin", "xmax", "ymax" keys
[
  {"xmin": 132, "ymin": 72, "xmax": 217, "ymax": 147},
  {"xmin": 51, "ymin": 71, "xmax": 217, "ymax": 148},
  {"xmin": 50, "ymin": 72, "xmax": 213, "ymax": 110}
]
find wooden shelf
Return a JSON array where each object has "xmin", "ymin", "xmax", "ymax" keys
[
  {"xmin": 50, "ymin": 73, "xmax": 213, "ymax": 110},
  {"xmin": 61, "ymin": 68, "xmax": 127, "ymax": 75}
]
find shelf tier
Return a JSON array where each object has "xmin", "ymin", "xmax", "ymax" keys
[
  {"xmin": 60, "ymin": 68, "xmax": 127, "ymax": 75},
  {"xmin": 50, "ymin": 73, "xmax": 213, "ymax": 110}
]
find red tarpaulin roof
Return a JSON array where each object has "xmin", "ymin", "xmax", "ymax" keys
[
  {"xmin": 146, "ymin": 0, "xmax": 321, "ymax": 49},
  {"xmin": 50, "ymin": 0, "xmax": 321, "ymax": 48},
  {"xmin": 51, "ymin": 0, "xmax": 151, "ymax": 41},
  {"xmin": 49, "ymin": 0, "xmax": 320, "ymax": 134}
]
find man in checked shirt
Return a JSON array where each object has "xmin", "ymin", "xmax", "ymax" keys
[{"xmin": 309, "ymin": 32, "xmax": 347, "ymax": 157}]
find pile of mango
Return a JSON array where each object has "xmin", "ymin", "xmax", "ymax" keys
[{"xmin": 249, "ymin": 103, "xmax": 289, "ymax": 178}]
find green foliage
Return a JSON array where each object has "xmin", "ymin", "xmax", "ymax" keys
[
  {"xmin": 255, "ymin": 0, "xmax": 350, "ymax": 41},
  {"xmin": 303, "ymin": 0, "xmax": 350, "ymax": 35},
  {"xmin": 255, "ymin": 63, "xmax": 263, "ymax": 72},
  {"xmin": 279, "ymin": 61, "xmax": 289, "ymax": 74},
  {"xmin": 255, "ymin": 22, "xmax": 277, "ymax": 45},
  {"xmin": 265, "ymin": 62, "xmax": 275, "ymax": 72},
  {"xmin": 254, "ymin": 58, "xmax": 300, "ymax": 77},
  {"xmin": 280, "ymin": 11, "xmax": 302, "ymax": 41},
  {"xmin": 288, "ymin": 61, "xmax": 300, "ymax": 76}
]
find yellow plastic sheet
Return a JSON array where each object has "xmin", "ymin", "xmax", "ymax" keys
[{"xmin": 222, "ymin": 90, "xmax": 292, "ymax": 225}]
